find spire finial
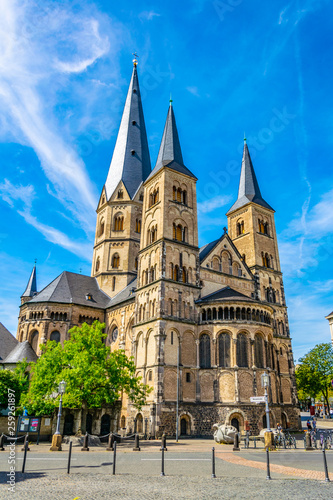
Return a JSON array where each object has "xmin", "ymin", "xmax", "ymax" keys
[
  {"xmin": 244, "ymin": 132, "xmax": 247, "ymax": 143},
  {"xmin": 132, "ymin": 52, "xmax": 138, "ymax": 67},
  {"xmin": 169, "ymin": 93, "xmax": 173, "ymax": 105},
  {"xmin": 34, "ymin": 258, "xmax": 37, "ymax": 265}
]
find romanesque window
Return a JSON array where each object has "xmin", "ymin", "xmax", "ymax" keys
[
  {"xmin": 50, "ymin": 331, "xmax": 60, "ymax": 343},
  {"xmin": 135, "ymin": 257, "xmax": 138, "ymax": 270},
  {"xmin": 259, "ymin": 219, "xmax": 269, "ymax": 235},
  {"xmin": 262, "ymin": 252, "xmax": 270, "ymax": 268},
  {"xmin": 111, "ymin": 327, "xmax": 118, "ymax": 343},
  {"xmin": 236, "ymin": 220, "xmax": 245, "ymax": 236},
  {"xmin": 173, "ymin": 223, "xmax": 187, "ymax": 242},
  {"xmin": 186, "ymin": 372, "xmax": 191, "ymax": 383},
  {"xmin": 236, "ymin": 333, "xmax": 248, "ymax": 367},
  {"xmin": 173, "ymin": 265, "xmax": 179, "ymax": 281},
  {"xmin": 111, "ymin": 254, "xmax": 120, "ymax": 268},
  {"xmin": 173, "ymin": 186, "xmax": 187, "ymax": 205},
  {"xmin": 182, "ymin": 266, "xmax": 187, "ymax": 283},
  {"xmin": 30, "ymin": 330, "xmax": 39, "ymax": 353},
  {"xmin": 218, "ymin": 333, "xmax": 230, "ymax": 368},
  {"xmin": 95, "ymin": 256, "xmax": 100, "ymax": 273},
  {"xmin": 199, "ymin": 334, "xmax": 211, "ymax": 368},
  {"xmin": 117, "ymin": 190, "xmax": 123, "ymax": 199},
  {"xmin": 98, "ymin": 218, "xmax": 105, "ymax": 237},
  {"xmin": 149, "ymin": 188, "xmax": 159, "ymax": 207},
  {"xmin": 114, "ymin": 215, "xmax": 124, "ymax": 231},
  {"xmin": 135, "ymin": 219, "xmax": 141, "ymax": 233},
  {"xmin": 112, "ymin": 276, "xmax": 116, "ymax": 291},
  {"xmin": 254, "ymin": 334, "xmax": 264, "ymax": 368}
]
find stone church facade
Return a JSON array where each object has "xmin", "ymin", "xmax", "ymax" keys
[{"xmin": 16, "ymin": 60, "xmax": 299, "ymax": 437}]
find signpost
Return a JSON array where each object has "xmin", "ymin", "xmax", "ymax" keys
[{"xmin": 250, "ymin": 396, "xmax": 266, "ymax": 403}]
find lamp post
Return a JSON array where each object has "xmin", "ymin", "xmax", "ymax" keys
[
  {"xmin": 50, "ymin": 380, "xmax": 66, "ymax": 451},
  {"xmin": 176, "ymin": 343, "xmax": 180, "ymax": 442},
  {"xmin": 261, "ymin": 372, "xmax": 273, "ymax": 449}
]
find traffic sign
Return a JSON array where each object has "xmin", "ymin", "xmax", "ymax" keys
[{"xmin": 250, "ymin": 396, "xmax": 265, "ymax": 403}]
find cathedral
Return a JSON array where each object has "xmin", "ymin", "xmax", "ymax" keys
[{"xmin": 16, "ymin": 59, "xmax": 299, "ymax": 437}]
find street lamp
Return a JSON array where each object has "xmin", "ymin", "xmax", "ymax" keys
[
  {"xmin": 261, "ymin": 372, "xmax": 271, "ymax": 432},
  {"xmin": 55, "ymin": 380, "xmax": 67, "ymax": 435},
  {"xmin": 50, "ymin": 379, "xmax": 66, "ymax": 451}
]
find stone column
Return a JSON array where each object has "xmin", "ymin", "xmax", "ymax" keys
[
  {"xmin": 196, "ymin": 339, "xmax": 200, "ymax": 368},
  {"xmin": 212, "ymin": 338, "xmax": 217, "ymax": 368},
  {"xmin": 233, "ymin": 338, "xmax": 238, "ymax": 367},
  {"xmin": 250, "ymin": 339, "xmax": 255, "ymax": 369}
]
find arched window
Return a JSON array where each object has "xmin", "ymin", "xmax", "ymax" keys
[
  {"xmin": 236, "ymin": 220, "xmax": 245, "ymax": 236},
  {"xmin": 50, "ymin": 331, "xmax": 60, "ymax": 343},
  {"xmin": 254, "ymin": 334, "xmax": 264, "ymax": 368},
  {"xmin": 135, "ymin": 219, "xmax": 141, "ymax": 233},
  {"xmin": 95, "ymin": 256, "xmax": 100, "ymax": 273},
  {"xmin": 111, "ymin": 327, "xmax": 118, "ymax": 343},
  {"xmin": 135, "ymin": 257, "xmax": 138, "ymax": 270},
  {"xmin": 199, "ymin": 334, "xmax": 211, "ymax": 368},
  {"xmin": 98, "ymin": 218, "xmax": 105, "ymax": 237},
  {"xmin": 182, "ymin": 190, "xmax": 187, "ymax": 205},
  {"xmin": 218, "ymin": 333, "xmax": 230, "ymax": 367},
  {"xmin": 236, "ymin": 333, "xmax": 248, "ymax": 367},
  {"xmin": 173, "ymin": 186, "xmax": 177, "ymax": 200},
  {"xmin": 30, "ymin": 330, "xmax": 39, "ymax": 353},
  {"xmin": 173, "ymin": 265, "xmax": 179, "ymax": 281},
  {"xmin": 149, "ymin": 188, "xmax": 159, "ymax": 207},
  {"xmin": 112, "ymin": 254, "xmax": 120, "ymax": 268},
  {"xmin": 182, "ymin": 266, "xmax": 187, "ymax": 283},
  {"xmin": 114, "ymin": 216, "xmax": 124, "ymax": 231},
  {"xmin": 117, "ymin": 190, "xmax": 123, "ymax": 199},
  {"xmin": 262, "ymin": 253, "xmax": 270, "ymax": 268},
  {"xmin": 177, "ymin": 188, "xmax": 182, "ymax": 202}
]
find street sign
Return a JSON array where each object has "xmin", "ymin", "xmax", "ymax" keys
[{"xmin": 250, "ymin": 396, "xmax": 265, "ymax": 403}]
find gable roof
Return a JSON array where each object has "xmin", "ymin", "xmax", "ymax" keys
[
  {"xmin": 26, "ymin": 272, "xmax": 111, "ymax": 309},
  {"xmin": 147, "ymin": 103, "xmax": 196, "ymax": 181},
  {"xmin": 0, "ymin": 323, "xmax": 18, "ymax": 361},
  {"xmin": 199, "ymin": 237, "xmax": 222, "ymax": 262},
  {"xmin": 196, "ymin": 286, "xmax": 254, "ymax": 304},
  {"xmin": 2, "ymin": 340, "xmax": 38, "ymax": 364},
  {"xmin": 227, "ymin": 142, "xmax": 274, "ymax": 214},
  {"xmin": 104, "ymin": 64, "xmax": 151, "ymax": 200}
]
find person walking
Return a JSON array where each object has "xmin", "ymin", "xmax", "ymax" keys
[
  {"xmin": 307, "ymin": 419, "xmax": 312, "ymax": 431},
  {"xmin": 312, "ymin": 418, "xmax": 317, "ymax": 431}
]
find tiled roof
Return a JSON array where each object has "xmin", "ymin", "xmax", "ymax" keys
[
  {"xmin": 21, "ymin": 264, "xmax": 37, "ymax": 297},
  {"xmin": 196, "ymin": 286, "xmax": 254, "ymax": 304},
  {"xmin": 26, "ymin": 272, "xmax": 111, "ymax": 309},
  {"xmin": 0, "ymin": 323, "xmax": 18, "ymax": 361},
  {"xmin": 2, "ymin": 340, "xmax": 38, "ymax": 364}
]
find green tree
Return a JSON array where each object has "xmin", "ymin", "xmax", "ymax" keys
[
  {"xmin": 0, "ymin": 362, "xmax": 29, "ymax": 414},
  {"xmin": 296, "ymin": 343, "xmax": 333, "ymax": 415},
  {"xmin": 21, "ymin": 321, "xmax": 150, "ymax": 416}
]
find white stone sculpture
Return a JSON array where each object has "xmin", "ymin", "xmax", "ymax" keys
[{"xmin": 213, "ymin": 423, "xmax": 238, "ymax": 444}]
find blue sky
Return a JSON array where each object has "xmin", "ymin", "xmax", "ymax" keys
[{"xmin": 0, "ymin": 0, "xmax": 332, "ymax": 361}]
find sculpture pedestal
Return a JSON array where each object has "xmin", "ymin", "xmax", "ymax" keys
[
  {"xmin": 264, "ymin": 431, "xmax": 274, "ymax": 449},
  {"xmin": 50, "ymin": 434, "xmax": 62, "ymax": 451}
]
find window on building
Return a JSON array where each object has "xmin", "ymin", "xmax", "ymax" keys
[
  {"xmin": 95, "ymin": 257, "xmax": 100, "ymax": 273},
  {"xmin": 112, "ymin": 276, "xmax": 116, "ymax": 291},
  {"xmin": 50, "ymin": 331, "xmax": 60, "ymax": 343},
  {"xmin": 186, "ymin": 372, "xmax": 191, "ymax": 383},
  {"xmin": 236, "ymin": 333, "xmax": 248, "ymax": 367},
  {"xmin": 171, "ymin": 331, "xmax": 174, "ymax": 345},
  {"xmin": 114, "ymin": 216, "xmax": 124, "ymax": 231},
  {"xmin": 218, "ymin": 333, "xmax": 230, "ymax": 367},
  {"xmin": 112, "ymin": 254, "xmax": 120, "ymax": 268},
  {"xmin": 173, "ymin": 223, "xmax": 187, "ymax": 242},
  {"xmin": 236, "ymin": 220, "xmax": 245, "ymax": 236},
  {"xmin": 199, "ymin": 334, "xmax": 211, "ymax": 368},
  {"xmin": 254, "ymin": 334, "xmax": 264, "ymax": 368},
  {"xmin": 135, "ymin": 257, "xmax": 138, "ymax": 270},
  {"xmin": 98, "ymin": 218, "xmax": 105, "ymax": 237},
  {"xmin": 118, "ymin": 190, "xmax": 123, "ymax": 199}
]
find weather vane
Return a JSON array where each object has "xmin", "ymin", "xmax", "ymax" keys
[{"xmin": 132, "ymin": 52, "xmax": 139, "ymax": 67}]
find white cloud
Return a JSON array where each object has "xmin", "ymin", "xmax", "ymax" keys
[
  {"xmin": 0, "ymin": 179, "xmax": 35, "ymax": 209},
  {"xmin": 198, "ymin": 195, "xmax": 232, "ymax": 214},
  {"xmin": 0, "ymin": 0, "xmax": 122, "ymax": 236},
  {"xmin": 186, "ymin": 86, "xmax": 200, "ymax": 97},
  {"xmin": 139, "ymin": 11, "xmax": 161, "ymax": 21}
]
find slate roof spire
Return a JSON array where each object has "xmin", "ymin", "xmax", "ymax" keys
[
  {"xmin": 227, "ymin": 140, "xmax": 274, "ymax": 214},
  {"xmin": 104, "ymin": 60, "xmax": 151, "ymax": 200},
  {"xmin": 21, "ymin": 263, "xmax": 37, "ymax": 298},
  {"xmin": 147, "ymin": 101, "xmax": 196, "ymax": 180}
]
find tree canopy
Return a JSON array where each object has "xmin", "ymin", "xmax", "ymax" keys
[
  {"xmin": 21, "ymin": 321, "xmax": 150, "ymax": 416},
  {"xmin": 0, "ymin": 362, "xmax": 29, "ymax": 413},
  {"xmin": 296, "ymin": 343, "xmax": 333, "ymax": 414}
]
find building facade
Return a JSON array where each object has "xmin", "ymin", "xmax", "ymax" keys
[{"xmin": 16, "ymin": 60, "xmax": 300, "ymax": 437}]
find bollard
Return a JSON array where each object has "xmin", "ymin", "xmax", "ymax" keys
[
  {"xmin": 254, "ymin": 436, "xmax": 256, "ymax": 449},
  {"xmin": 21, "ymin": 438, "xmax": 28, "ymax": 473},
  {"xmin": 67, "ymin": 441, "xmax": 73, "ymax": 474},
  {"xmin": 81, "ymin": 432, "xmax": 89, "ymax": 451},
  {"xmin": 322, "ymin": 449, "xmax": 330, "ymax": 482},
  {"xmin": 161, "ymin": 446, "xmax": 165, "ymax": 476},
  {"xmin": 211, "ymin": 447, "xmax": 216, "ymax": 478},
  {"xmin": 283, "ymin": 436, "xmax": 286, "ymax": 449},
  {"xmin": 21, "ymin": 433, "xmax": 30, "ymax": 452},
  {"xmin": 106, "ymin": 433, "xmax": 114, "ymax": 451},
  {"xmin": 112, "ymin": 440, "xmax": 117, "ymax": 475},
  {"xmin": 133, "ymin": 433, "xmax": 140, "ymax": 451},
  {"xmin": 233, "ymin": 432, "xmax": 240, "ymax": 451},
  {"xmin": 266, "ymin": 448, "xmax": 271, "ymax": 480},
  {"xmin": 305, "ymin": 432, "xmax": 313, "ymax": 451},
  {"xmin": 0, "ymin": 434, "xmax": 4, "ymax": 451},
  {"xmin": 160, "ymin": 433, "xmax": 167, "ymax": 451}
]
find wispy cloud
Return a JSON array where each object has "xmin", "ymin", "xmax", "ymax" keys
[
  {"xmin": 197, "ymin": 195, "xmax": 232, "ymax": 214},
  {"xmin": 139, "ymin": 11, "xmax": 161, "ymax": 21},
  {"xmin": 186, "ymin": 86, "xmax": 200, "ymax": 97},
  {"xmin": 0, "ymin": 0, "xmax": 123, "ymax": 242},
  {"xmin": 0, "ymin": 179, "xmax": 35, "ymax": 209}
]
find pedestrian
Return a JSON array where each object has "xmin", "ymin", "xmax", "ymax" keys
[
  {"xmin": 307, "ymin": 419, "xmax": 312, "ymax": 431},
  {"xmin": 312, "ymin": 419, "xmax": 316, "ymax": 431}
]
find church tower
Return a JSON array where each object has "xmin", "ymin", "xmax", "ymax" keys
[
  {"xmin": 21, "ymin": 263, "xmax": 37, "ymax": 305},
  {"xmin": 92, "ymin": 59, "xmax": 151, "ymax": 297},
  {"xmin": 132, "ymin": 102, "xmax": 201, "ymax": 433},
  {"xmin": 227, "ymin": 140, "xmax": 291, "ymax": 339}
]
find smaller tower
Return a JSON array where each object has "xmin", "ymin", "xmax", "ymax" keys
[{"xmin": 21, "ymin": 263, "xmax": 37, "ymax": 304}]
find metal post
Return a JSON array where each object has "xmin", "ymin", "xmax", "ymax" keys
[
  {"xmin": 161, "ymin": 446, "xmax": 165, "ymax": 476},
  {"xmin": 0, "ymin": 434, "xmax": 4, "ymax": 451},
  {"xmin": 322, "ymin": 449, "xmax": 330, "ymax": 482},
  {"xmin": 176, "ymin": 344, "xmax": 180, "ymax": 442},
  {"xmin": 55, "ymin": 393, "xmax": 63, "ymax": 435},
  {"xmin": 254, "ymin": 436, "xmax": 256, "ymax": 449},
  {"xmin": 112, "ymin": 440, "xmax": 117, "ymax": 475},
  {"xmin": 266, "ymin": 448, "xmax": 271, "ymax": 480},
  {"xmin": 67, "ymin": 441, "xmax": 72, "ymax": 474},
  {"xmin": 22, "ymin": 438, "xmax": 28, "ymax": 473},
  {"xmin": 264, "ymin": 385, "xmax": 271, "ymax": 431},
  {"xmin": 211, "ymin": 447, "xmax": 216, "ymax": 478}
]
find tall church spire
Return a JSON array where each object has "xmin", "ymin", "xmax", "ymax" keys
[
  {"xmin": 21, "ymin": 264, "xmax": 37, "ymax": 299},
  {"xmin": 148, "ymin": 102, "xmax": 196, "ymax": 180},
  {"xmin": 104, "ymin": 62, "xmax": 151, "ymax": 200},
  {"xmin": 227, "ymin": 141, "xmax": 273, "ymax": 214}
]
